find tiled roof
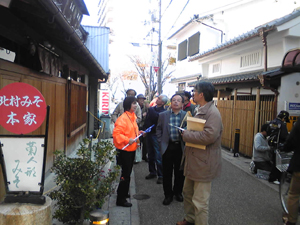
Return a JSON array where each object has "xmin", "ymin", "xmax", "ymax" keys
[
  {"xmin": 189, "ymin": 9, "xmax": 300, "ymax": 61},
  {"xmin": 188, "ymin": 70, "xmax": 263, "ymax": 86}
]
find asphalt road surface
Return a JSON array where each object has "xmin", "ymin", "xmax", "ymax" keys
[{"xmin": 133, "ymin": 158, "xmax": 291, "ymax": 225}]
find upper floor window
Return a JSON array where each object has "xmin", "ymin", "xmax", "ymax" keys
[
  {"xmin": 212, "ymin": 63, "xmax": 221, "ymax": 74},
  {"xmin": 178, "ymin": 82, "xmax": 186, "ymax": 92},
  {"xmin": 240, "ymin": 51, "xmax": 261, "ymax": 68},
  {"xmin": 178, "ymin": 40, "xmax": 187, "ymax": 61},
  {"xmin": 188, "ymin": 32, "xmax": 200, "ymax": 57},
  {"xmin": 178, "ymin": 32, "xmax": 200, "ymax": 61}
]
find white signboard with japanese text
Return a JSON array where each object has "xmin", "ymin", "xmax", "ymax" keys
[
  {"xmin": 285, "ymin": 101, "xmax": 300, "ymax": 115},
  {"xmin": 0, "ymin": 137, "xmax": 44, "ymax": 192}
]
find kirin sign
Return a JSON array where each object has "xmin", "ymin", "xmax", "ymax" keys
[
  {"xmin": 100, "ymin": 90, "xmax": 110, "ymax": 115},
  {"xmin": 0, "ymin": 82, "xmax": 47, "ymax": 134}
]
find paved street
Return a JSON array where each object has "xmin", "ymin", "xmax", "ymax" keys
[{"xmin": 133, "ymin": 154, "xmax": 296, "ymax": 225}]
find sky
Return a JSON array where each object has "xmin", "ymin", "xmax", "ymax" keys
[
  {"xmin": 81, "ymin": 0, "xmax": 240, "ymax": 43},
  {"xmin": 81, "ymin": 0, "xmax": 300, "ymax": 102}
]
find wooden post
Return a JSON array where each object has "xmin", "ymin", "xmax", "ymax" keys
[
  {"xmin": 231, "ymin": 89, "xmax": 238, "ymax": 149},
  {"xmin": 254, "ymin": 87, "xmax": 260, "ymax": 136},
  {"xmin": 0, "ymin": 167, "xmax": 5, "ymax": 202}
]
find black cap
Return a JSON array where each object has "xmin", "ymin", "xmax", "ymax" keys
[
  {"xmin": 277, "ymin": 110, "xmax": 290, "ymax": 123},
  {"xmin": 183, "ymin": 91, "xmax": 192, "ymax": 99},
  {"xmin": 137, "ymin": 94, "xmax": 146, "ymax": 99}
]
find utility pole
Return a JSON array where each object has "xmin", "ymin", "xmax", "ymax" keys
[
  {"xmin": 149, "ymin": 28, "xmax": 153, "ymax": 99},
  {"xmin": 157, "ymin": 0, "xmax": 162, "ymax": 94}
]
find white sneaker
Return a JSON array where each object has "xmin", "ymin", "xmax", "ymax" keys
[{"xmin": 273, "ymin": 180, "xmax": 280, "ymax": 185}]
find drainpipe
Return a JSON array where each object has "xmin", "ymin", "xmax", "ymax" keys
[
  {"xmin": 259, "ymin": 28, "xmax": 278, "ymax": 117},
  {"xmin": 195, "ymin": 20, "xmax": 224, "ymax": 43},
  {"xmin": 258, "ymin": 74, "xmax": 279, "ymax": 119},
  {"xmin": 259, "ymin": 28, "xmax": 268, "ymax": 72}
]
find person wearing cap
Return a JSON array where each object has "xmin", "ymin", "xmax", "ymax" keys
[
  {"xmin": 267, "ymin": 110, "xmax": 290, "ymax": 183},
  {"xmin": 137, "ymin": 94, "xmax": 148, "ymax": 162},
  {"xmin": 111, "ymin": 89, "xmax": 142, "ymax": 124},
  {"xmin": 267, "ymin": 111, "xmax": 290, "ymax": 145},
  {"xmin": 182, "ymin": 91, "xmax": 196, "ymax": 116}
]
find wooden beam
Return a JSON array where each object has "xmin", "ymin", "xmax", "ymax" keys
[{"xmin": 254, "ymin": 87, "xmax": 260, "ymax": 136}]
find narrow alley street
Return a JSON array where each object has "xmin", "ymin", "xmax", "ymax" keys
[{"xmin": 133, "ymin": 154, "xmax": 294, "ymax": 225}]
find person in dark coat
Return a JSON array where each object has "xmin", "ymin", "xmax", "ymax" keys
[
  {"xmin": 143, "ymin": 94, "xmax": 169, "ymax": 184},
  {"xmin": 268, "ymin": 110, "xmax": 290, "ymax": 183},
  {"xmin": 182, "ymin": 91, "xmax": 196, "ymax": 116},
  {"xmin": 137, "ymin": 94, "xmax": 149, "ymax": 162},
  {"xmin": 283, "ymin": 117, "xmax": 300, "ymax": 225}
]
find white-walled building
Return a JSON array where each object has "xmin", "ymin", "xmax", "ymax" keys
[
  {"xmin": 168, "ymin": 0, "xmax": 300, "ymax": 93},
  {"xmin": 166, "ymin": 0, "xmax": 300, "ymax": 156}
]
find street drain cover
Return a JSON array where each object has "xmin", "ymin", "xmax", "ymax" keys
[{"xmin": 133, "ymin": 194, "xmax": 150, "ymax": 200}]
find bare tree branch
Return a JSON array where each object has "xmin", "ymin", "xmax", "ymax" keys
[{"xmin": 128, "ymin": 53, "xmax": 174, "ymax": 100}]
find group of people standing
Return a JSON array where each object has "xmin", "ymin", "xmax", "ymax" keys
[{"xmin": 111, "ymin": 81, "xmax": 223, "ymax": 225}]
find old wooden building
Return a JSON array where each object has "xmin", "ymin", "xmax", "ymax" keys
[{"xmin": 0, "ymin": 0, "xmax": 108, "ymax": 200}]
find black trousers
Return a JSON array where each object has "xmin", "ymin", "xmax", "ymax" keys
[
  {"xmin": 269, "ymin": 149, "xmax": 282, "ymax": 182},
  {"xmin": 162, "ymin": 142, "xmax": 184, "ymax": 197},
  {"xmin": 139, "ymin": 135, "xmax": 148, "ymax": 159},
  {"xmin": 254, "ymin": 161, "xmax": 273, "ymax": 174},
  {"xmin": 116, "ymin": 149, "xmax": 135, "ymax": 203}
]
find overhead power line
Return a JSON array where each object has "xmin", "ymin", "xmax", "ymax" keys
[
  {"xmin": 161, "ymin": 0, "xmax": 174, "ymax": 19},
  {"xmin": 163, "ymin": 0, "xmax": 190, "ymax": 41}
]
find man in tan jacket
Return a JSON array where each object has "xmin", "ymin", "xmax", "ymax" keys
[
  {"xmin": 111, "ymin": 89, "xmax": 141, "ymax": 124},
  {"xmin": 177, "ymin": 81, "xmax": 223, "ymax": 225}
]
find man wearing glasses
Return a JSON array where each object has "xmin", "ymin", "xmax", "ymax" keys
[
  {"xmin": 156, "ymin": 94, "xmax": 187, "ymax": 205},
  {"xmin": 177, "ymin": 82, "xmax": 223, "ymax": 225}
]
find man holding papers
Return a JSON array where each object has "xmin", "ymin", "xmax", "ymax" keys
[
  {"xmin": 177, "ymin": 82, "xmax": 223, "ymax": 225},
  {"xmin": 156, "ymin": 94, "xmax": 187, "ymax": 206}
]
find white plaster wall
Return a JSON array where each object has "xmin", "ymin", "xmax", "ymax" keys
[
  {"xmin": 202, "ymin": 29, "xmax": 300, "ymax": 78},
  {"xmin": 228, "ymin": 87, "xmax": 274, "ymax": 97},
  {"xmin": 267, "ymin": 42, "xmax": 284, "ymax": 68},
  {"xmin": 170, "ymin": 0, "xmax": 300, "ymax": 107},
  {"xmin": 278, "ymin": 73, "xmax": 300, "ymax": 115},
  {"xmin": 283, "ymin": 37, "xmax": 300, "ymax": 54},
  {"xmin": 218, "ymin": 0, "xmax": 300, "ymax": 41},
  {"xmin": 288, "ymin": 23, "xmax": 300, "ymax": 37}
]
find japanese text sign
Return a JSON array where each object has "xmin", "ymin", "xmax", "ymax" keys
[
  {"xmin": 0, "ymin": 82, "xmax": 47, "ymax": 134},
  {"xmin": 0, "ymin": 138, "xmax": 44, "ymax": 192}
]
